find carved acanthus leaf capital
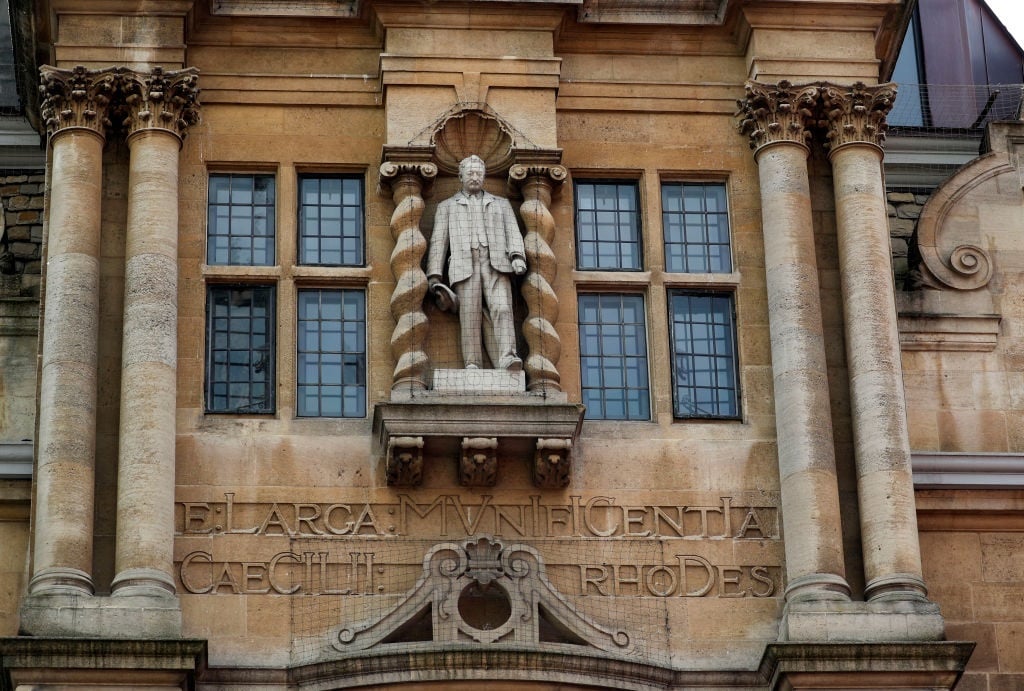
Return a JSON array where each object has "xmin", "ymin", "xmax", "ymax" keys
[
  {"xmin": 39, "ymin": 65, "xmax": 121, "ymax": 138},
  {"xmin": 821, "ymin": 81, "xmax": 897, "ymax": 150},
  {"xmin": 122, "ymin": 67, "xmax": 201, "ymax": 141},
  {"xmin": 737, "ymin": 80, "xmax": 819, "ymax": 151}
]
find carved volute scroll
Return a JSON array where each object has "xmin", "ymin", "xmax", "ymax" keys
[
  {"xmin": 509, "ymin": 161, "xmax": 567, "ymax": 393},
  {"xmin": 820, "ymin": 81, "xmax": 897, "ymax": 151},
  {"xmin": 333, "ymin": 536, "xmax": 632, "ymax": 653},
  {"xmin": 736, "ymin": 80, "xmax": 819, "ymax": 152},
  {"xmin": 39, "ymin": 65, "xmax": 121, "ymax": 139},
  {"xmin": 380, "ymin": 154, "xmax": 438, "ymax": 392},
  {"xmin": 122, "ymin": 66, "xmax": 201, "ymax": 142},
  {"xmin": 909, "ymin": 152, "xmax": 1003, "ymax": 290}
]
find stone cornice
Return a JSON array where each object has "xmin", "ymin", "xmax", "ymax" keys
[
  {"xmin": 122, "ymin": 66, "xmax": 200, "ymax": 142},
  {"xmin": 38, "ymin": 65, "xmax": 119, "ymax": 139},
  {"xmin": 736, "ymin": 80, "xmax": 818, "ymax": 152},
  {"xmin": 821, "ymin": 81, "xmax": 897, "ymax": 151}
]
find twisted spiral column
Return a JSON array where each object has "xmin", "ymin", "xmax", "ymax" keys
[
  {"xmin": 509, "ymin": 164, "xmax": 567, "ymax": 393},
  {"xmin": 381, "ymin": 162, "xmax": 437, "ymax": 392}
]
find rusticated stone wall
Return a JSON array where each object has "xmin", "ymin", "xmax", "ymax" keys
[{"xmin": 0, "ymin": 171, "xmax": 45, "ymax": 298}]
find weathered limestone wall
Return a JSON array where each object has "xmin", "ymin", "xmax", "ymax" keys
[{"xmin": 900, "ymin": 122, "xmax": 1024, "ymax": 688}]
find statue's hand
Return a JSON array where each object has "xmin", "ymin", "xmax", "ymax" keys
[
  {"xmin": 511, "ymin": 257, "xmax": 527, "ymax": 275},
  {"xmin": 427, "ymin": 276, "xmax": 441, "ymax": 291}
]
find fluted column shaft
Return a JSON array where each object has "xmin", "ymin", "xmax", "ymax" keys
[
  {"xmin": 30, "ymin": 66, "xmax": 119, "ymax": 595},
  {"xmin": 510, "ymin": 163, "xmax": 566, "ymax": 393},
  {"xmin": 825, "ymin": 82, "xmax": 927, "ymax": 601},
  {"xmin": 112, "ymin": 67, "xmax": 199, "ymax": 597},
  {"xmin": 739, "ymin": 81, "xmax": 851, "ymax": 603},
  {"xmin": 380, "ymin": 159, "xmax": 436, "ymax": 393}
]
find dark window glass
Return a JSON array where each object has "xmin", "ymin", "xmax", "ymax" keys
[
  {"xmin": 298, "ymin": 175, "xmax": 364, "ymax": 266},
  {"xmin": 207, "ymin": 174, "xmax": 276, "ymax": 266},
  {"xmin": 661, "ymin": 182, "xmax": 732, "ymax": 273},
  {"xmin": 578, "ymin": 293, "xmax": 650, "ymax": 420},
  {"xmin": 206, "ymin": 285, "xmax": 275, "ymax": 413},
  {"xmin": 297, "ymin": 288, "xmax": 366, "ymax": 417},
  {"xmin": 669, "ymin": 291, "xmax": 739, "ymax": 419},
  {"xmin": 575, "ymin": 181, "xmax": 641, "ymax": 270}
]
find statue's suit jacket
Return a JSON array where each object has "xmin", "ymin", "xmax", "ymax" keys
[{"xmin": 427, "ymin": 191, "xmax": 525, "ymax": 285}]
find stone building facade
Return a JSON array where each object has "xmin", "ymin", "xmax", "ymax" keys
[{"xmin": 1, "ymin": 0, "xmax": 1022, "ymax": 688}]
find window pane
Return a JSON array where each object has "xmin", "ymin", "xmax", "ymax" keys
[
  {"xmin": 578, "ymin": 293, "xmax": 650, "ymax": 420},
  {"xmin": 662, "ymin": 182, "xmax": 732, "ymax": 274},
  {"xmin": 298, "ymin": 175, "xmax": 364, "ymax": 266},
  {"xmin": 669, "ymin": 291, "xmax": 740, "ymax": 419},
  {"xmin": 296, "ymin": 288, "xmax": 367, "ymax": 417},
  {"xmin": 207, "ymin": 174, "xmax": 276, "ymax": 266},
  {"xmin": 205, "ymin": 286, "xmax": 276, "ymax": 413},
  {"xmin": 575, "ymin": 181, "xmax": 641, "ymax": 270}
]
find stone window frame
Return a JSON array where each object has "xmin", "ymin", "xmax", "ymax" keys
[
  {"xmin": 570, "ymin": 171, "xmax": 742, "ymax": 423},
  {"xmin": 297, "ymin": 173, "xmax": 366, "ymax": 267},
  {"xmin": 572, "ymin": 179, "xmax": 644, "ymax": 271},
  {"xmin": 202, "ymin": 164, "xmax": 372, "ymax": 419}
]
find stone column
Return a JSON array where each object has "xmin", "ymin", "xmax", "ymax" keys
[
  {"xmin": 380, "ymin": 153, "xmax": 437, "ymax": 393},
  {"xmin": 509, "ymin": 160, "xmax": 567, "ymax": 393},
  {"xmin": 111, "ymin": 67, "xmax": 200, "ymax": 598},
  {"xmin": 823, "ymin": 82, "xmax": 927, "ymax": 601},
  {"xmin": 738, "ymin": 81, "xmax": 851, "ymax": 603},
  {"xmin": 29, "ymin": 66, "xmax": 119, "ymax": 595}
]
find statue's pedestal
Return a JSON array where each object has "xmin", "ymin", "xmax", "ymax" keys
[
  {"xmin": 432, "ymin": 368, "xmax": 526, "ymax": 395},
  {"xmin": 376, "ymin": 374, "xmax": 582, "ymax": 487}
]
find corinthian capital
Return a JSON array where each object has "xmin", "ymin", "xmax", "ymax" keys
[
  {"xmin": 39, "ymin": 65, "xmax": 121, "ymax": 138},
  {"xmin": 737, "ymin": 80, "xmax": 819, "ymax": 151},
  {"xmin": 123, "ymin": 67, "xmax": 201, "ymax": 141},
  {"xmin": 821, "ymin": 81, "xmax": 897, "ymax": 150}
]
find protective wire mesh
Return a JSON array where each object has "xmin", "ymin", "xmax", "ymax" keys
[{"xmin": 888, "ymin": 83, "xmax": 1024, "ymax": 134}]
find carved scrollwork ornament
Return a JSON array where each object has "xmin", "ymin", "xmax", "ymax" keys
[
  {"xmin": 379, "ymin": 161, "xmax": 438, "ymax": 185},
  {"xmin": 39, "ymin": 65, "xmax": 121, "ymax": 138},
  {"xmin": 123, "ymin": 67, "xmax": 201, "ymax": 141},
  {"xmin": 508, "ymin": 163, "xmax": 568, "ymax": 184},
  {"xmin": 736, "ymin": 80, "xmax": 819, "ymax": 151},
  {"xmin": 459, "ymin": 437, "xmax": 498, "ymax": 487},
  {"xmin": 533, "ymin": 438, "xmax": 572, "ymax": 488},
  {"xmin": 821, "ymin": 81, "xmax": 897, "ymax": 150}
]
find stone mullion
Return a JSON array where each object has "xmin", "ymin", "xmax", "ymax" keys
[
  {"xmin": 739, "ymin": 81, "xmax": 851, "ymax": 604},
  {"xmin": 111, "ymin": 67, "xmax": 200, "ymax": 598},
  {"xmin": 380, "ymin": 161, "xmax": 437, "ymax": 393},
  {"xmin": 823, "ymin": 82, "xmax": 928, "ymax": 602},
  {"xmin": 509, "ymin": 163, "xmax": 566, "ymax": 393},
  {"xmin": 29, "ymin": 66, "xmax": 119, "ymax": 595}
]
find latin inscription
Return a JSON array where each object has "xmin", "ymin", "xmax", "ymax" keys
[{"xmin": 175, "ymin": 493, "xmax": 782, "ymax": 599}]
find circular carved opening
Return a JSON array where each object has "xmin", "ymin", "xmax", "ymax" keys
[{"xmin": 457, "ymin": 581, "xmax": 511, "ymax": 631}]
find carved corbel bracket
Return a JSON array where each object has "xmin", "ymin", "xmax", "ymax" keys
[
  {"xmin": 508, "ymin": 154, "xmax": 567, "ymax": 394},
  {"xmin": 820, "ymin": 81, "xmax": 897, "ymax": 151},
  {"xmin": 736, "ymin": 80, "xmax": 819, "ymax": 152},
  {"xmin": 380, "ymin": 148, "xmax": 438, "ymax": 394},
  {"xmin": 122, "ymin": 66, "xmax": 201, "ymax": 142},
  {"xmin": 385, "ymin": 435, "xmax": 425, "ymax": 486},
  {"xmin": 459, "ymin": 437, "xmax": 499, "ymax": 487},
  {"xmin": 534, "ymin": 438, "xmax": 572, "ymax": 488},
  {"xmin": 39, "ymin": 65, "xmax": 121, "ymax": 139}
]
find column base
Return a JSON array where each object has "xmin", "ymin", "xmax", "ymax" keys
[
  {"xmin": 19, "ymin": 592, "xmax": 182, "ymax": 638},
  {"xmin": 111, "ymin": 567, "xmax": 178, "ymax": 598},
  {"xmin": 864, "ymin": 572, "xmax": 930, "ymax": 602},
  {"xmin": 779, "ymin": 598, "xmax": 945, "ymax": 642},
  {"xmin": 28, "ymin": 567, "xmax": 94, "ymax": 596},
  {"xmin": 783, "ymin": 572, "xmax": 852, "ymax": 603}
]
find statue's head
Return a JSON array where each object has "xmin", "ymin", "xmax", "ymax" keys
[{"xmin": 458, "ymin": 155, "xmax": 486, "ymax": 194}]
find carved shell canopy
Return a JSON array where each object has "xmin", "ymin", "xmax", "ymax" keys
[
  {"xmin": 432, "ymin": 110, "xmax": 515, "ymax": 175},
  {"xmin": 409, "ymin": 103, "xmax": 541, "ymax": 176}
]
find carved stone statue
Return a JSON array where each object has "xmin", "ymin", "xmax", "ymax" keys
[{"xmin": 427, "ymin": 154, "xmax": 527, "ymax": 371}]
